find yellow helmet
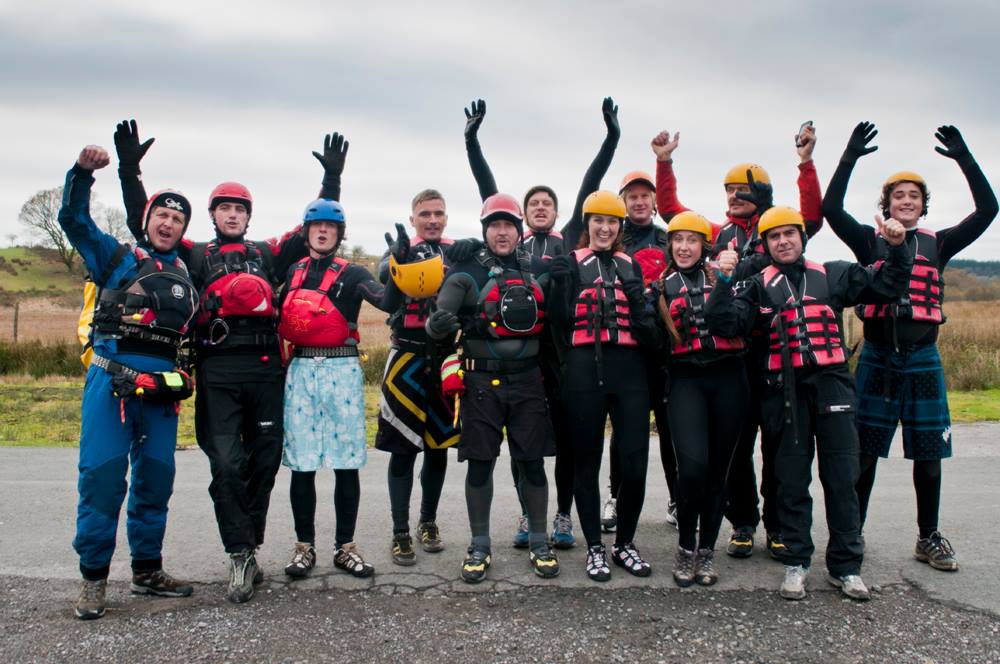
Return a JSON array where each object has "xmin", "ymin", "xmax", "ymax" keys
[
  {"xmin": 724, "ymin": 163, "xmax": 771, "ymax": 187},
  {"xmin": 667, "ymin": 211, "xmax": 713, "ymax": 241},
  {"xmin": 389, "ymin": 254, "xmax": 445, "ymax": 299},
  {"xmin": 582, "ymin": 190, "xmax": 626, "ymax": 218},
  {"xmin": 757, "ymin": 206, "xmax": 805, "ymax": 236},
  {"xmin": 884, "ymin": 170, "xmax": 926, "ymax": 187}
]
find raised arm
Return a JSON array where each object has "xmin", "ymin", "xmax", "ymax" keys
[
  {"xmin": 821, "ymin": 122, "xmax": 880, "ymax": 262},
  {"xmin": 836, "ymin": 215, "xmax": 913, "ymax": 307},
  {"xmin": 651, "ymin": 130, "xmax": 688, "ymax": 223},
  {"xmin": 315, "ymin": 131, "xmax": 348, "ymax": 201},
  {"xmin": 463, "ymin": 99, "xmax": 499, "ymax": 202},
  {"xmin": 561, "ymin": 97, "xmax": 621, "ymax": 250},
  {"xmin": 114, "ymin": 119, "xmax": 153, "ymax": 242},
  {"xmin": 795, "ymin": 123, "xmax": 823, "ymax": 237},
  {"xmin": 59, "ymin": 146, "xmax": 123, "ymax": 279}
]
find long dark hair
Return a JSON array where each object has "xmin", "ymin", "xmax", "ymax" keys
[{"xmin": 656, "ymin": 237, "xmax": 715, "ymax": 346}]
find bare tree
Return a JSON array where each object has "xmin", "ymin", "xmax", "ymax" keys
[
  {"xmin": 349, "ymin": 244, "xmax": 367, "ymax": 262},
  {"xmin": 19, "ymin": 186, "xmax": 78, "ymax": 272},
  {"xmin": 101, "ymin": 207, "xmax": 132, "ymax": 244},
  {"xmin": 5, "ymin": 233, "xmax": 16, "ymax": 247}
]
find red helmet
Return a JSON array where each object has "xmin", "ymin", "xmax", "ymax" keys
[
  {"xmin": 208, "ymin": 181, "xmax": 253, "ymax": 215},
  {"xmin": 480, "ymin": 193, "xmax": 524, "ymax": 236}
]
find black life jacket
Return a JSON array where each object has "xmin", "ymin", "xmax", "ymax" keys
[
  {"xmin": 661, "ymin": 269, "xmax": 744, "ymax": 357},
  {"xmin": 473, "ymin": 248, "xmax": 545, "ymax": 339},
  {"xmin": 714, "ymin": 217, "xmax": 763, "ymax": 258},
  {"xmin": 521, "ymin": 229, "xmax": 563, "ymax": 260},
  {"xmin": 570, "ymin": 248, "xmax": 637, "ymax": 347},
  {"xmin": 760, "ymin": 260, "xmax": 846, "ymax": 372},
  {"xmin": 857, "ymin": 228, "xmax": 944, "ymax": 325}
]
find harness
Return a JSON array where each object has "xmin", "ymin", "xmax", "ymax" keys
[
  {"xmin": 661, "ymin": 270, "xmax": 744, "ymax": 357},
  {"xmin": 190, "ymin": 241, "xmax": 277, "ymax": 342},
  {"xmin": 278, "ymin": 256, "xmax": 359, "ymax": 348},
  {"xmin": 473, "ymin": 248, "xmax": 545, "ymax": 338},
  {"xmin": 858, "ymin": 228, "xmax": 944, "ymax": 326}
]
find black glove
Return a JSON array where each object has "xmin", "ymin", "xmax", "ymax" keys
[
  {"xmin": 934, "ymin": 125, "xmax": 971, "ymax": 163},
  {"xmin": 312, "ymin": 132, "xmax": 349, "ymax": 180},
  {"xmin": 842, "ymin": 121, "xmax": 878, "ymax": 162},
  {"xmin": 621, "ymin": 276, "xmax": 645, "ymax": 309},
  {"xmin": 548, "ymin": 255, "xmax": 572, "ymax": 282},
  {"xmin": 735, "ymin": 169, "xmax": 773, "ymax": 214},
  {"xmin": 384, "ymin": 223, "xmax": 410, "ymax": 262},
  {"xmin": 426, "ymin": 310, "xmax": 460, "ymax": 338},
  {"xmin": 446, "ymin": 238, "xmax": 483, "ymax": 263},
  {"xmin": 464, "ymin": 99, "xmax": 486, "ymax": 141},
  {"xmin": 602, "ymin": 97, "xmax": 620, "ymax": 139},
  {"xmin": 114, "ymin": 119, "xmax": 154, "ymax": 176}
]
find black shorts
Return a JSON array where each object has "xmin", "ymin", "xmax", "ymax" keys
[{"xmin": 457, "ymin": 367, "xmax": 555, "ymax": 462}]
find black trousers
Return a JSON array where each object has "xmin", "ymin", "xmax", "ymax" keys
[
  {"xmin": 761, "ymin": 367, "xmax": 864, "ymax": 576},
  {"xmin": 195, "ymin": 353, "xmax": 284, "ymax": 553}
]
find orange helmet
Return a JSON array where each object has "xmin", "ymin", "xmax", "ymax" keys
[{"xmin": 618, "ymin": 170, "xmax": 655, "ymax": 195}]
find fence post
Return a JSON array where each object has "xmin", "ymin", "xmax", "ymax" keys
[{"xmin": 12, "ymin": 300, "xmax": 18, "ymax": 343}]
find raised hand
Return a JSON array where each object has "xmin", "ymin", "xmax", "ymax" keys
[
  {"xmin": 842, "ymin": 121, "xmax": 878, "ymax": 162},
  {"xmin": 735, "ymin": 169, "xmax": 773, "ymax": 214},
  {"xmin": 934, "ymin": 125, "xmax": 970, "ymax": 162},
  {"xmin": 113, "ymin": 119, "xmax": 154, "ymax": 172},
  {"xmin": 312, "ymin": 132, "xmax": 349, "ymax": 177},
  {"xmin": 875, "ymin": 214, "xmax": 906, "ymax": 246},
  {"xmin": 651, "ymin": 130, "xmax": 680, "ymax": 162},
  {"xmin": 795, "ymin": 121, "xmax": 816, "ymax": 162},
  {"xmin": 716, "ymin": 248, "xmax": 739, "ymax": 278},
  {"xmin": 464, "ymin": 99, "xmax": 486, "ymax": 140},
  {"xmin": 384, "ymin": 222, "xmax": 410, "ymax": 262},
  {"xmin": 602, "ymin": 97, "xmax": 620, "ymax": 138},
  {"xmin": 77, "ymin": 145, "xmax": 111, "ymax": 171}
]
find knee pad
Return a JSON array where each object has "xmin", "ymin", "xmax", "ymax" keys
[
  {"xmin": 466, "ymin": 459, "xmax": 494, "ymax": 488},
  {"xmin": 515, "ymin": 459, "xmax": 547, "ymax": 487}
]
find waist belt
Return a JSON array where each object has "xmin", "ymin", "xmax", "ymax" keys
[
  {"xmin": 391, "ymin": 335, "xmax": 429, "ymax": 350},
  {"xmin": 92, "ymin": 354, "xmax": 139, "ymax": 378},
  {"xmin": 293, "ymin": 346, "xmax": 360, "ymax": 358},
  {"xmin": 462, "ymin": 357, "xmax": 537, "ymax": 374}
]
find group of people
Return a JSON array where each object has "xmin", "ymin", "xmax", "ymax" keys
[{"xmin": 58, "ymin": 100, "xmax": 996, "ymax": 620}]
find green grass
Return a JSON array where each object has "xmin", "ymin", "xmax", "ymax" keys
[
  {"xmin": 948, "ymin": 388, "xmax": 1000, "ymax": 423},
  {"xmin": 0, "ymin": 247, "xmax": 82, "ymax": 295}
]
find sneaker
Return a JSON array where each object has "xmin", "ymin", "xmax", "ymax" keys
[
  {"xmin": 914, "ymin": 531, "xmax": 959, "ymax": 571},
  {"xmin": 766, "ymin": 531, "xmax": 787, "ymax": 561},
  {"xmin": 512, "ymin": 514, "xmax": 530, "ymax": 549},
  {"xmin": 827, "ymin": 573, "xmax": 871, "ymax": 601},
  {"xmin": 334, "ymin": 542, "xmax": 375, "ymax": 578},
  {"xmin": 601, "ymin": 498, "xmax": 617, "ymax": 533},
  {"xmin": 611, "ymin": 542, "xmax": 652, "ymax": 577},
  {"xmin": 461, "ymin": 547, "xmax": 492, "ymax": 584},
  {"xmin": 285, "ymin": 541, "xmax": 317, "ymax": 578},
  {"xmin": 75, "ymin": 578, "xmax": 107, "ymax": 620},
  {"xmin": 551, "ymin": 512, "xmax": 575, "ymax": 549},
  {"xmin": 529, "ymin": 544, "xmax": 561, "ymax": 578},
  {"xmin": 586, "ymin": 544, "xmax": 611, "ymax": 582},
  {"xmin": 417, "ymin": 521, "xmax": 444, "ymax": 553},
  {"xmin": 665, "ymin": 501, "xmax": 678, "ymax": 529},
  {"xmin": 779, "ymin": 564, "xmax": 808, "ymax": 600},
  {"xmin": 695, "ymin": 548, "xmax": 718, "ymax": 586},
  {"xmin": 391, "ymin": 533, "xmax": 416, "ymax": 567},
  {"xmin": 672, "ymin": 547, "xmax": 696, "ymax": 588},
  {"xmin": 727, "ymin": 526, "xmax": 754, "ymax": 558},
  {"xmin": 131, "ymin": 569, "xmax": 193, "ymax": 597},
  {"xmin": 227, "ymin": 550, "xmax": 260, "ymax": 604}
]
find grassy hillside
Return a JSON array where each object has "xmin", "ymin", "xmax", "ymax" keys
[{"xmin": 0, "ymin": 247, "xmax": 82, "ymax": 303}]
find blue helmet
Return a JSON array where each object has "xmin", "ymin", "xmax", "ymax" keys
[{"xmin": 302, "ymin": 198, "xmax": 346, "ymax": 225}]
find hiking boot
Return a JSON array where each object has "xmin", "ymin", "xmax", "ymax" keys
[
  {"xmin": 227, "ymin": 550, "xmax": 261, "ymax": 604},
  {"xmin": 284, "ymin": 542, "xmax": 317, "ymax": 578},
  {"xmin": 695, "ymin": 548, "xmax": 718, "ymax": 586},
  {"xmin": 529, "ymin": 544, "xmax": 561, "ymax": 579},
  {"xmin": 131, "ymin": 569, "xmax": 193, "ymax": 597},
  {"xmin": 512, "ymin": 514, "xmax": 530, "ymax": 549},
  {"xmin": 672, "ymin": 547, "xmax": 696, "ymax": 588},
  {"xmin": 601, "ymin": 497, "xmax": 617, "ymax": 533},
  {"xmin": 611, "ymin": 542, "xmax": 652, "ymax": 577},
  {"xmin": 417, "ymin": 521, "xmax": 444, "ymax": 553},
  {"xmin": 461, "ymin": 547, "xmax": 492, "ymax": 584},
  {"xmin": 665, "ymin": 501, "xmax": 678, "ymax": 529},
  {"xmin": 779, "ymin": 564, "xmax": 808, "ymax": 600},
  {"xmin": 551, "ymin": 512, "xmax": 575, "ymax": 549},
  {"xmin": 586, "ymin": 544, "xmax": 611, "ymax": 582},
  {"xmin": 766, "ymin": 531, "xmax": 787, "ymax": 561},
  {"xmin": 915, "ymin": 531, "xmax": 959, "ymax": 571},
  {"xmin": 75, "ymin": 578, "xmax": 107, "ymax": 620},
  {"xmin": 827, "ymin": 573, "xmax": 871, "ymax": 601},
  {"xmin": 391, "ymin": 533, "xmax": 416, "ymax": 567},
  {"xmin": 334, "ymin": 542, "xmax": 375, "ymax": 578},
  {"xmin": 727, "ymin": 526, "xmax": 754, "ymax": 558}
]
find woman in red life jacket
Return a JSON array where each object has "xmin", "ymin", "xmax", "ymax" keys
[
  {"xmin": 823, "ymin": 122, "xmax": 998, "ymax": 571},
  {"xmin": 278, "ymin": 198, "xmax": 400, "ymax": 581},
  {"xmin": 546, "ymin": 190, "xmax": 660, "ymax": 582},
  {"xmin": 651, "ymin": 212, "xmax": 749, "ymax": 587}
]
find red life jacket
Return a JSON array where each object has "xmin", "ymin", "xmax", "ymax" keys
[
  {"xmin": 633, "ymin": 247, "xmax": 668, "ymax": 286},
  {"xmin": 761, "ymin": 260, "xmax": 846, "ymax": 371},
  {"xmin": 278, "ymin": 257, "xmax": 358, "ymax": 347},
  {"xmin": 194, "ymin": 240, "xmax": 277, "ymax": 326},
  {"xmin": 858, "ymin": 228, "xmax": 943, "ymax": 325},
  {"xmin": 398, "ymin": 237, "xmax": 453, "ymax": 330},
  {"xmin": 92, "ymin": 246, "xmax": 197, "ymax": 354},
  {"xmin": 475, "ymin": 249, "xmax": 546, "ymax": 338},
  {"xmin": 570, "ymin": 248, "xmax": 637, "ymax": 347},
  {"xmin": 661, "ymin": 270, "xmax": 744, "ymax": 357}
]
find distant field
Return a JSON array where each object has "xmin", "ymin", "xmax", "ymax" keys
[{"xmin": 0, "ymin": 247, "xmax": 82, "ymax": 295}]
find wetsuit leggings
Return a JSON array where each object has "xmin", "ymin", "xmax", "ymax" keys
[
  {"xmin": 468, "ymin": 458, "xmax": 548, "ymax": 550},
  {"xmin": 289, "ymin": 469, "xmax": 361, "ymax": 549},
  {"xmin": 511, "ymin": 378, "xmax": 573, "ymax": 516},
  {"xmin": 667, "ymin": 359, "xmax": 749, "ymax": 551},
  {"xmin": 387, "ymin": 448, "xmax": 449, "ymax": 534},
  {"xmin": 857, "ymin": 455, "xmax": 942, "ymax": 538}
]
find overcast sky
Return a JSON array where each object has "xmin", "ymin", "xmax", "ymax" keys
[{"xmin": 2, "ymin": 0, "xmax": 998, "ymax": 262}]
